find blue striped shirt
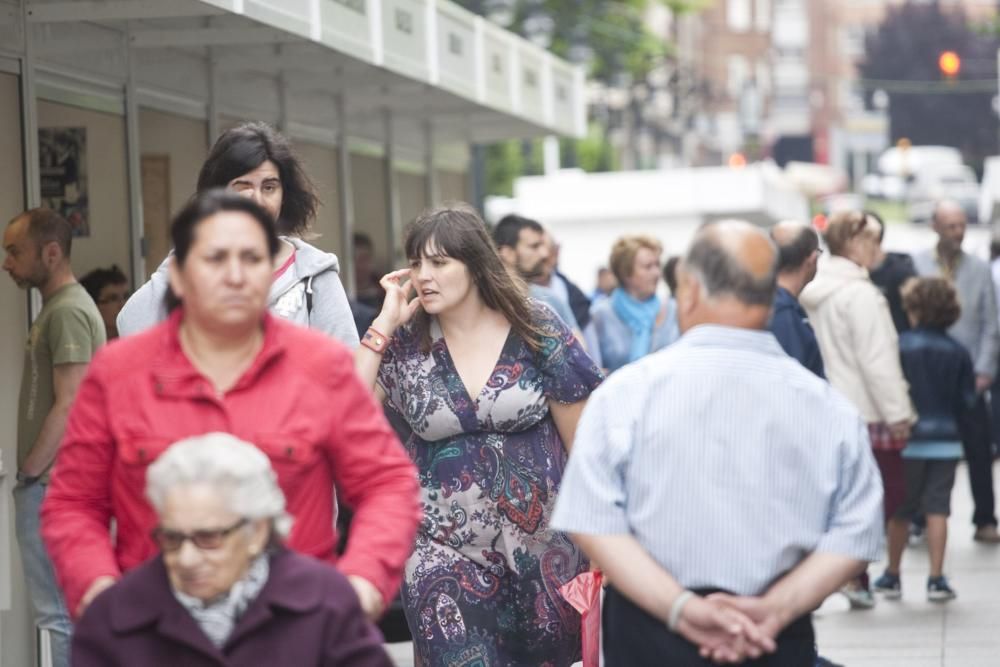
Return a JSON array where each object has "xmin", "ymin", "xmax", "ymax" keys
[{"xmin": 552, "ymin": 324, "xmax": 885, "ymax": 596}]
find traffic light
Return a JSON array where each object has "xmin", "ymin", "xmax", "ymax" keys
[{"xmin": 939, "ymin": 50, "xmax": 961, "ymax": 78}]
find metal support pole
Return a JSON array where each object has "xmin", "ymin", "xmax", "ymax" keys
[
  {"xmin": 124, "ymin": 22, "xmax": 146, "ymax": 284},
  {"xmin": 852, "ymin": 150, "xmax": 866, "ymax": 194},
  {"xmin": 996, "ymin": 47, "xmax": 1000, "ymax": 155},
  {"xmin": 382, "ymin": 108, "xmax": 401, "ymax": 268},
  {"xmin": 19, "ymin": 0, "xmax": 42, "ymax": 322},
  {"xmin": 37, "ymin": 627, "xmax": 53, "ymax": 667},
  {"xmin": 424, "ymin": 120, "xmax": 438, "ymax": 207},
  {"xmin": 19, "ymin": 10, "xmax": 40, "ymax": 208},
  {"xmin": 335, "ymin": 95, "xmax": 356, "ymax": 297},
  {"xmin": 206, "ymin": 45, "xmax": 220, "ymax": 146},
  {"xmin": 277, "ymin": 47, "xmax": 289, "ymax": 133},
  {"xmin": 469, "ymin": 143, "xmax": 486, "ymax": 215}
]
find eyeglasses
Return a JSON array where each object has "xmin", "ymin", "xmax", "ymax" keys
[{"xmin": 152, "ymin": 518, "xmax": 247, "ymax": 552}]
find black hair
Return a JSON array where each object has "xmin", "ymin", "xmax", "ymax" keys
[
  {"xmin": 167, "ymin": 190, "xmax": 280, "ymax": 311},
  {"xmin": 10, "ymin": 208, "xmax": 72, "ymax": 258},
  {"xmin": 80, "ymin": 265, "xmax": 128, "ymax": 300},
  {"xmin": 492, "ymin": 214, "xmax": 544, "ymax": 250},
  {"xmin": 172, "ymin": 189, "xmax": 280, "ymax": 266},
  {"xmin": 772, "ymin": 226, "xmax": 819, "ymax": 273},
  {"xmin": 405, "ymin": 203, "xmax": 545, "ymax": 352},
  {"xmin": 353, "ymin": 232, "xmax": 375, "ymax": 251},
  {"xmin": 196, "ymin": 122, "xmax": 319, "ymax": 237}
]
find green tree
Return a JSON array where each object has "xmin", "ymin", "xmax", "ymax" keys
[
  {"xmin": 860, "ymin": 2, "xmax": 1000, "ymax": 169},
  {"xmin": 457, "ymin": 1, "xmax": 711, "ymax": 195}
]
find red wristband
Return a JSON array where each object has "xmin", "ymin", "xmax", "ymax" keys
[{"xmin": 360, "ymin": 326, "xmax": 391, "ymax": 354}]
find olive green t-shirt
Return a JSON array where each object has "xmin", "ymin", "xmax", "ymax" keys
[{"xmin": 18, "ymin": 282, "xmax": 105, "ymax": 476}]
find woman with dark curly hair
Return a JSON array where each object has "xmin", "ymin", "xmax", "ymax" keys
[
  {"xmin": 871, "ymin": 277, "xmax": 976, "ymax": 602},
  {"xmin": 354, "ymin": 203, "xmax": 604, "ymax": 666},
  {"xmin": 117, "ymin": 122, "xmax": 358, "ymax": 346}
]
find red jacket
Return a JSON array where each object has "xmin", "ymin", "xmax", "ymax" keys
[{"xmin": 42, "ymin": 309, "xmax": 420, "ymax": 615}]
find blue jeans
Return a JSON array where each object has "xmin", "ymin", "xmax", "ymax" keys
[{"xmin": 13, "ymin": 481, "xmax": 72, "ymax": 667}]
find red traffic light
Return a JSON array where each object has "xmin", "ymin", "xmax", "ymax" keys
[{"xmin": 939, "ymin": 51, "xmax": 961, "ymax": 77}]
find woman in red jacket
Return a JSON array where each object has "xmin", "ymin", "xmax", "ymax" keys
[{"xmin": 41, "ymin": 190, "xmax": 421, "ymax": 620}]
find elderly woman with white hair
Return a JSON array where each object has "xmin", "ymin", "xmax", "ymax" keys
[{"xmin": 71, "ymin": 433, "xmax": 393, "ymax": 667}]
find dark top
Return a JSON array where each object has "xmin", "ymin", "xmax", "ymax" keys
[
  {"xmin": 870, "ymin": 252, "xmax": 918, "ymax": 333},
  {"xmin": 899, "ymin": 327, "xmax": 977, "ymax": 441},
  {"xmin": 558, "ymin": 270, "xmax": 593, "ymax": 329},
  {"xmin": 72, "ymin": 548, "xmax": 393, "ymax": 667},
  {"xmin": 769, "ymin": 286, "xmax": 826, "ymax": 378}
]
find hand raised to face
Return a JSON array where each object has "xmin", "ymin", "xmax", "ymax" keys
[{"xmin": 373, "ymin": 269, "xmax": 422, "ymax": 336}]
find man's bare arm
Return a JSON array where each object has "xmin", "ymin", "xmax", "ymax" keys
[
  {"xmin": 709, "ymin": 552, "xmax": 865, "ymax": 643},
  {"xmin": 19, "ymin": 363, "xmax": 89, "ymax": 477}
]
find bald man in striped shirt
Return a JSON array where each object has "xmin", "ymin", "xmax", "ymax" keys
[{"xmin": 552, "ymin": 221, "xmax": 884, "ymax": 666}]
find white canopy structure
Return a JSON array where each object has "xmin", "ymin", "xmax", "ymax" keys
[
  {"xmin": 0, "ymin": 0, "xmax": 585, "ymax": 284},
  {"xmin": 0, "ymin": 3, "xmax": 586, "ymax": 663}
]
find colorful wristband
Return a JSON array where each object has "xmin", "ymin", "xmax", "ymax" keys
[{"xmin": 360, "ymin": 326, "xmax": 391, "ymax": 354}]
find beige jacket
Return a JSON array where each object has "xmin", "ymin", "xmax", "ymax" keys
[{"xmin": 799, "ymin": 255, "xmax": 916, "ymax": 424}]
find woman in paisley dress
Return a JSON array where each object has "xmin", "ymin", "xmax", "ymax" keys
[{"xmin": 355, "ymin": 204, "xmax": 603, "ymax": 667}]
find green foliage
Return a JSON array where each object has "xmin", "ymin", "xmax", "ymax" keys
[
  {"xmin": 454, "ymin": 0, "xmax": 692, "ymax": 83},
  {"xmin": 484, "ymin": 141, "xmax": 524, "ymax": 198},
  {"xmin": 455, "ymin": 1, "xmax": 710, "ymax": 195},
  {"xmin": 572, "ymin": 124, "xmax": 618, "ymax": 173}
]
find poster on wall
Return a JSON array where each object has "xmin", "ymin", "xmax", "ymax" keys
[{"xmin": 39, "ymin": 127, "xmax": 89, "ymax": 237}]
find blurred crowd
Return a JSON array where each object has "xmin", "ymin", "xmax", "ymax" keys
[{"xmin": 5, "ymin": 120, "xmax": 999, "ymax": 667}]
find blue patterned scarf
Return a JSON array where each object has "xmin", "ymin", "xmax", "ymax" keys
[{"xmin": 611, "ymin": 288, "xmax": 660, "ymax": 363}]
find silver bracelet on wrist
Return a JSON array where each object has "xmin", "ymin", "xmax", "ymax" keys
[{"xmin": 668, "ymin": 590, "xmax": 695, "ymax": 632}]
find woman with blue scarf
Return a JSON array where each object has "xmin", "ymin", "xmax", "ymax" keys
[{"xmin": 591, "ymin": 235, "xmax": 679, "ymax": 372}]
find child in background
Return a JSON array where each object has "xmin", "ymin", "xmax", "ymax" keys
[{"xmin": 874, "ymin": 277, "xmax": 976, "ymax": 601}]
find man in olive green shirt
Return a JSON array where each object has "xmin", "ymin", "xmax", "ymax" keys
[{"xmin": 3, "ymin": 208, "xmax": 105, "ymax": 667}]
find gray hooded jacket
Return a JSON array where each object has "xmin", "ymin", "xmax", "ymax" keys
[{"xmin": 117, "ymin": 237, "xmax": 360, "ymax": 347}]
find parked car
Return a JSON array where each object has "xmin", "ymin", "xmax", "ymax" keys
[
  {"xmin": 866, "ymin": 145, "xmax": 964, "ymax": 202},
  {"xmin": 908, "ymin": 163, "xmax": 980, "ymax": 224}
]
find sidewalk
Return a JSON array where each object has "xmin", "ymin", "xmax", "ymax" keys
[
  {"xmin": 386, "ymin": 461, "xmax": 1000, "ymax": 667},
  {"xmin": 815, "ymin": 461, "xmax": 1000, "ymax": 667}
]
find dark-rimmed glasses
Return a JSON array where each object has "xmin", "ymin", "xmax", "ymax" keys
[{"xmin": 152, "ymin": 518, "xmax": 248, "ymax": 552}]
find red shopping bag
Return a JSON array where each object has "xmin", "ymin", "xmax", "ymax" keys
[{"xmin": 559, "ymin": 571, "xmax": 603, "ymax": 667}]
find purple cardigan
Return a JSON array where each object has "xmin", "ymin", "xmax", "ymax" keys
[{"xmin": 72, "ymin": 548, "xmax": 393, "ymax": 667}]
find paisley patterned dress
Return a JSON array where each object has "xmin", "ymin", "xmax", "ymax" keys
[{"xmin": 377, "ymin": 302, "xmax": 603, "ymax": 667}]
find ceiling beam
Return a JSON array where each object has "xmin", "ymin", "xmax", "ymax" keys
[
  {"xmin": 130, "ymin": 27, "xmax": 303, "ymax": 49},
  {"xmin": 26, "ymin": 0, "xmax": 225, "ymax": 23}
]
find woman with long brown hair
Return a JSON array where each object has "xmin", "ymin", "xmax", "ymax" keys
[{"xmin": 354, "ymin": 203, "xmax": 603, "ymax": 666}]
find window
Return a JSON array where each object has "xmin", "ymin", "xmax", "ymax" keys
[
  {"xmin": 728, "ymin": 54, "xmax": 749, "ymax": 98},
  {"xmin": 756, "ymin": 61, "xmax": 771, "ymax": 96},
  {"xmin": 727, "ymin": 0, "xmax": 751, "ymax": 32},
  {"xmin": 755, "ymin": 0, "xmax": 771, "ymax": 31}
]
